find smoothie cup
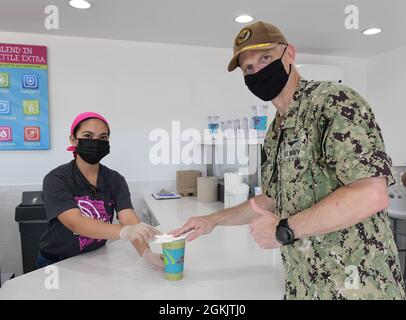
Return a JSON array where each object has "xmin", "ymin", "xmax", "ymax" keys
[{"xmin": 162, "ymin": 239, "xmax": 186, "ymax": 281}]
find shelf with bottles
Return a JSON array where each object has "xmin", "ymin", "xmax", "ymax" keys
[{"xmin": 197, "ymin": 135, "xmax": 265, "ymax": 146}]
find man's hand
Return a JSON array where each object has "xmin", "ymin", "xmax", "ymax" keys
[
  {"xmin": 249, "ymin": 200, "xmax": 281, "ymax": 249},
  {"xmin": 169, "ymin": 216, "xmax": 215, "ymax": 241}
]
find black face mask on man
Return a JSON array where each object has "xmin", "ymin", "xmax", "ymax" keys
[
  {"xmin": 244, "ymin": 45, "xmax": 291, "ymax": 101},
  {"xmin": 76, "ymin": 139, "xmax": 110, "ymax": 165}
]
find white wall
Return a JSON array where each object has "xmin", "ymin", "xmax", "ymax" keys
[
  {"xmin": 366, "ymin": 45, "xmax": 406, "ymax": 166},
  {"xmin": 296, "ymin": 53, "xmax": 367, "ymax": 97},
  {"xmin": 0, "ymin": 32, "xmax": 255, "ymax": 184},
  {"xmin": 0, "ymin": 31, "xmax": 367, "ymax": 276}
]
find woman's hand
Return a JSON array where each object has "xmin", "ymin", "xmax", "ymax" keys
[
  {"xmin": 142, "ymin": 248, "xmax": 164, "ymax": 270},
  {"xmin": 119, "ymin": 222, "xmax": 161, "ymax": 243}
]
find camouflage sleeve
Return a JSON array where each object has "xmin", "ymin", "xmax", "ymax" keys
[{"xmin": 321, "ymin": 85, "xmax": 395, "ymax": 187}]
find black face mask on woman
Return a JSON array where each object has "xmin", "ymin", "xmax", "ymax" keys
[
  {"xmin": 76, "ymin": 139, "xmax": 110, "ymax": 165},
  {"xmin": 244, "ymin": 45, "xmax": 292, "ymax": 101}
]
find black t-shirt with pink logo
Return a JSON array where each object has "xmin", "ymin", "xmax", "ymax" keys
[{"xmin": 39, "ymin": 160, "xmax": 133, "ymax": 259}]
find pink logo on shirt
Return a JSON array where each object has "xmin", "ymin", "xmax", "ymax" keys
[{"xmin": 74, "ymin": 196, "xmax": 112, "ymax": 251}]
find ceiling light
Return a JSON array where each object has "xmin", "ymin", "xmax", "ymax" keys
[
  {"xmin": 235, "ymin": 15, "xmax": 254, "ymax": 24},
  {"xmin": 69, "ymin": 0, "xmax": 92, "ymax": 9},
  {"xmin": 362, "ymin": 28, "xmax": 382, "ymax": 36}
]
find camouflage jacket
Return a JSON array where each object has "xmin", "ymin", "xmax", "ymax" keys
[{"xmin": 262, "ymin": 79, "xmax": 405, "ymax": 299}]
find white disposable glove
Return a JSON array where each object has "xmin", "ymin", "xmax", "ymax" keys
[
  {"xmin": 119, "ymin": 223, "xmax": 161, "ymax": 243},
  {"xmin": 142, "ymin": 248, "xmax": 164, "ymax": 270}
]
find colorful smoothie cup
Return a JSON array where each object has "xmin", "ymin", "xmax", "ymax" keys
[{"xmin": 162, "ymin": 239, "xmax": 186, "ymax": 281}]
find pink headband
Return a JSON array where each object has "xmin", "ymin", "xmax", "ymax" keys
[{"xmin": 66, "ymin": 112, "xmax": 109, "ymax": 153}]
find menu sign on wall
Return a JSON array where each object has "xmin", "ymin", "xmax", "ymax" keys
[{"xmin": 0, "ymin": 43, "xmax": 50, "ymax": 150}]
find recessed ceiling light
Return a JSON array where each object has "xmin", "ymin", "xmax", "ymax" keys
[
  {"xmin": 362, "ymin": 28, "xmax": 382, "ymax": 36},
  {"xmin": 235, "ymin": 15, "xmax": 254, "ymax": 24},
  {"xmin": 69, "ymin": 0, "xmax": 92, "ymax": 9}
]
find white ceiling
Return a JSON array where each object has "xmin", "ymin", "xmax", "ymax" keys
[{"xmin": 0, "ymin": 0, "xmax": 404, "ymax": 57}]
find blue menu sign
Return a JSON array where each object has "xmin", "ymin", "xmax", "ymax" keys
[{"xmin": 0, "ymin": 43, "xmax": 50, "ymax": 150}]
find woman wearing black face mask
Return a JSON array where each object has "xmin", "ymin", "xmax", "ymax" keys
[{"xmin": 37, "ymin": 112, "xmax": 164, "ymax": 270}]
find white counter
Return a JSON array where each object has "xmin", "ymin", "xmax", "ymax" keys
[{"xmin": 0, "ymin": 194, "xmax": 284, "ymax": 300}]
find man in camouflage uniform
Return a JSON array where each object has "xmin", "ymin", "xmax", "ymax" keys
[{"xmin": 171, "ymin": 21, "xmax": 405, "ymax": 299}]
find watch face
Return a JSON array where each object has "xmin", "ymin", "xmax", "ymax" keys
[{"xmin": 276, "ymin": 227, "xmax": 293, "ymax": 245}]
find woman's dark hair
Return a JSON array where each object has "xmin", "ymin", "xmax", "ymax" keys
[{"xmin": 73, "ymin": 117, "xmax": 110, "ymax": 138}]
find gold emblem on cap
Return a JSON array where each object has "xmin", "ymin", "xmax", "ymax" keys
[{"xmin": 236, "ymin": 29, "xmax": 251, "ymax": 45}]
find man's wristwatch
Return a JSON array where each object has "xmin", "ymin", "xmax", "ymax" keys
[{"xmin": 275, "ymin": 218, "xmax": 296, "ymax": 245}]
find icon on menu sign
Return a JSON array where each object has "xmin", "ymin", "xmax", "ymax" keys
[
  {"xmin": 24, "ymin": 127, "xmax": 40, "ymax": 141},
  {"xmin": 23, "ymin": 100, "xmax": 40, "ymax": 115},
  {"xmin": 22, "ymin": 74, "xmax": 39, "ymax": 89},
  {"xmin": 0, "ymin": 73, "xmax": 10, "ymax": 88},
  {"xmin": 0, "ymin": 127, "xmax": 12, "ymax": 141},
  {"xmin": 0, "ymin": 100, "xmax": 10, "ymax": 114}
]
